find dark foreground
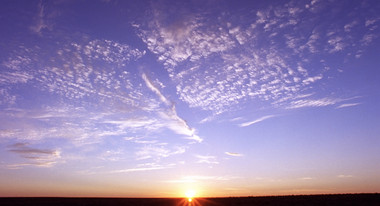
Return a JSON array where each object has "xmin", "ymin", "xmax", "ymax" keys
[{"xmin": 1, "ymin": 193, "xmax": 379, "ymax": 206}]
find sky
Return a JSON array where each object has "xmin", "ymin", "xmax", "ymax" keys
[{"xmin": 0, "ymin": 0, "xmax": 380, "ymax": 198}]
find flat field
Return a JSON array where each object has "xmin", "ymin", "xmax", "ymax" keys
[{"xmin": 1, "ymin": 193, "xmax": 379, "ymax": 206}]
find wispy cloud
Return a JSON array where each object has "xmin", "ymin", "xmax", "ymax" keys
[
  {"xmin": 299, "ymin": 177, "xmax": 313, "ymax": 180},
  {"xmin": 239, "ymin": 115, "xmax": 275, "ymax": 127},
  {"xmin": 336, "ymin": 103, "xmax": 361, "ymax": 109},
  {"xmin": 142, "ymin": 72, "xmax": 202, "ymax": 142},
  {"xmin": 135, "ymin": 145, "xmax": 185, "ymax": 160},
  {"xmin": 337, "ymin": 174, "xmax": 353, "ymax": 178},
  {"xmin": 164, "ymin": 175, "xmax": 240, "ymax": 183},
  {"xmin": 195, "ymin": 155, "xmax": 219, "ymax": 164},
  {"xmin": 109, "ymin": 164, "xmax": 171, "ymax": 174},
  {"xmin": 225, "ymin": 152, "xmax": 244, "ymax": 157},
  {"xmin": 157, "ymin": 110, "xmax": 202, "ymax": 142},
  {"xmin": 142, "ymin": 73, "xmax": 171, "ymax": 106},
  {"xmin": 287, "ymin": 98, "xmax": 340, "ymax": 109},
  {"xmin": 30, "ymin": 1, "xmax": 49, "ymax": 35},
  {"xmin": 104, "ymin": 118, "xmax": 160, "ymax": 130}
]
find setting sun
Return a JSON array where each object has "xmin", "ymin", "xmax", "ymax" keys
[{"xmin": 185, "ymin": 190, "xmax": 196, "ymax": 202}]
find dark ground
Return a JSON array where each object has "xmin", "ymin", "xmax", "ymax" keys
[{"xmin": 1, "ymin": 193, "xmax": 379, "ymax": 206}]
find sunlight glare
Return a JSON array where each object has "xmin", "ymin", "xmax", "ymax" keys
[{"xmin": 185, "ymin": 189, "xmax": 196, "ymax": 202}]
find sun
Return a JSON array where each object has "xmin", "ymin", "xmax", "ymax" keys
[{"xmin": 185, "ymin": 189, "xmax": 196, "ymax": 202}]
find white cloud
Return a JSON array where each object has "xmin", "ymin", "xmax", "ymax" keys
[
  {"xmin": 0, "ymin": 71, "xmax": 34, "ymax": 84},
  {"xmin": 136, "ymin": 144, "xmax": 186, "ymax": 160},
  {"xmin": 302, "ymin": 75, "xmax": 323, "ymax": 85},
  {"xmin": 336, "ymin": 103, "xmax": 361, "ymax": 109},
  {"xmin": 142, "ymin": 73, "xmax": 201, "ymax": 142},
  {"xmin": 104, "ymin": 118, "xmax": 159, "ymax": 130},
  {"xmin": 109, "ymin": 165, "xmax": 170, "ymax": 173},
  {"xmin": 287, "ymin": 98, "xmax": 340, "ymax": 109},
  {"xmin": 327, "ymin": 36, "xmax": 346, "ymax": 53},
  {"xmin": 225, "ymin": 152, "xmax": 244, "ymax": 157},
  {"xmin": 239, "ymin": 115, "xmax": 275, "ymax": 127},
  {"xmin": 2, "ymin": 39, "xmax": 145, "ymax": 108},
  {"xmin": 142, "ymin": 73, "xmax": 171, "ymax": 106},
  {"xmin": 133, "ymin": 1, "xmax": 378, "ymax": 116},
  {"xmin": 195, "ymin": 155, "xmax": 219, "ymax": 164}
]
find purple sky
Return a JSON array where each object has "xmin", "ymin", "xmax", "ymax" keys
[{"xmin": 1, "ymin": 0, "xmax": 380, "ymax": 197}]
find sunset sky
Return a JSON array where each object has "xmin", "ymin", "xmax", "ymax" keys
[{"xmin": 1, "ymin": 0, "xmax": 380, "ymax": 197}]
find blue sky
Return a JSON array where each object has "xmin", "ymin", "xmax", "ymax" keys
[{"xmin": 0, "ymin": 0, "xmax": 380, "ymax": 197}]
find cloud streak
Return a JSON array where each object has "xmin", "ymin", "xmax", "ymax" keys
[
  {"xmin": 336, "ymin": 103, "xmax": 361, "ymax": 109},
  {"xmin": 109, "ymin": 165, "xmax": 170, "ymax": 174},
  {"xmin": 225, "ymin": 152, "xmax": 244, "ymax": 157},
  {"xmin": 239, "ymin": 115, "xmax": 275, "ymax": 127},
  {"xmin": 142, "ymin": 72, "xmax": 202, "ymax": 142},
  {"xmin": 142, "ymin": 73, "xmax": 171, "ymax": 106},
  {"xmin": 165, "ymin": 175, "xmax": 240, "ymax": 183}
]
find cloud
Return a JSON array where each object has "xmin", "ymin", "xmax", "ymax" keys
[
  {"xmin": 361, "ymin": 34, "xmax": 377, "ymax": 46},
  {"xmin": 0, "ymin": 89, "xmax": 16, "ymax": 105},
  {"xmin": 344, "ymin": 20, "xmax": 358, "ymax": 32},
  {"xmin": 287, "ymin": 98, "xmax": 340, "ymax": 109},
  {"xmin": 327, "ymin": 36, "xmax": 345, "ymax": 53},
  {"xmin": 157, "ymin": 110, "xmax": 202, "ymax": 143},
  {"xmin": 138, "ymin": 8, "xmax": 304, "ymax": 113},
  {"xmin": 30, "ymin": 1, "xmax": 49, "ymax": 35},
  {"xmin": 336, "ymin": 103, "xmax": 361, "ymax": 109},
  {"xmin": 165, "ymin": 175, "xmax": 240, "ymax": 183},
  {"xmin": 6, "ymin": 162, "xmax": 57, "ymax": 170},
  {"xmin": 337, "ymin": 174, "xmax": 353, "ymax": 178},
  {"xmin": 1, "ymin": 0, "xmax": 379, "ymax": 178},
  {"xmin": 133, "ymin": 0, "xmax": 379, "ymax": 116},
  {"xmin": 142, "ymin": 73, "xmax": 171, "ymax": 106},
  {"xmin": 135, "ymin": 145, "xmax": 185, "ymax": 160},
  {"xmin": 2, "ymin": 38, "xmax": 145, "ymax": 108},
  {"xmin": 0, "ymin": 71, "xmax": 34, "ymax": 84},
  {"xmin": 195, "ymin": 155, "xmax": 219, "ymax": 164},
  {"xmin": 142, "ymin": 73, "xmax": 202, "ymax": 142},
  {"xmin": 7, "ymin": 143, "xmax": 61, "ymax": 168},
  {"xmin": 239, "ymin": 115, "xmax": 275, "ymax": 127},
  {"xmin": 99, "ymin": 150, "xmax": 125, "ymax": 162},
  {"xmin": 299, "ymin": 177, "xmax": 313, "ymax": 180},
  {"xmin": 0, "ymin": 106, "xmax": 140, "ymax": 146},
  {"xmin": 104, "ymin": 118, "xmax": 160, "ymax": 131},
  {"xmin": 225, "ymin": 152, "xmax": 244, "ymax": 157},
  {"xmin": 109, "ymin": 165, "xmax": 171, "ymax": 174},
  {"xmin": 302, "ymin": 75, "xmax": 323, "ymax": 85}
]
